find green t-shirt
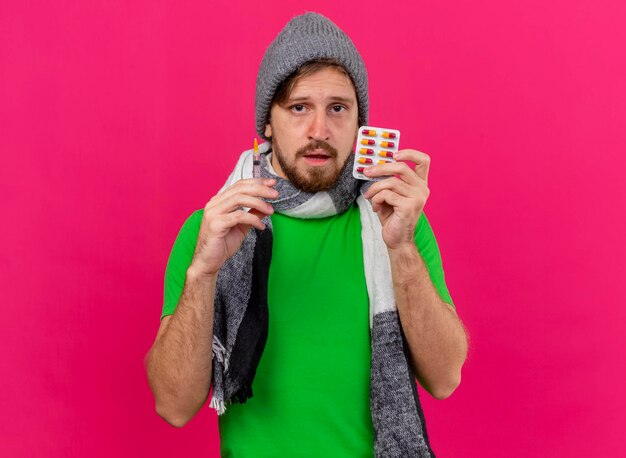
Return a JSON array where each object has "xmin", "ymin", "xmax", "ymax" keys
[{"xmin": 162, "ymin": 204, "xmax": 454, "ymax": 457}]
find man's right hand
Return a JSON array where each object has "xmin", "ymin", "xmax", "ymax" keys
[{"xmin": 189, "ymin": 178, "xmax": 278, "ymax": 277}]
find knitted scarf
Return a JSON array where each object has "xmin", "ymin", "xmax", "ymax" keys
[{"xmin": 209, "ymin": 141, "xmax": 435, "ymax": 457}]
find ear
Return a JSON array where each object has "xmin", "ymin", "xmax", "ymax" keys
[{"xmin": 264, "ymin": 123, "xmax": 272, "ymax": 138}]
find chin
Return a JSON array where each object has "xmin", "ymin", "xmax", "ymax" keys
[{"xmin": 301, "ymin": 172, "xmax": 341, "ymax": 193}]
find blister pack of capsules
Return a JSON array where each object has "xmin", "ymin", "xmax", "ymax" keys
[{"xmin": 352, "ymin": 126, "xmax": 400, "ymax": 181}]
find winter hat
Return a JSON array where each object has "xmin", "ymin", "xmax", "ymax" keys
[{"xmin": 255, "ymin": 12, "xmax": 369, "ymax": 140}]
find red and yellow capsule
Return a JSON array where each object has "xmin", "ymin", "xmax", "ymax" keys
[
  {"xmin": 356, "ymin": 166, "xmax": 365, "ymax": 173},
  {"xmin": 358, "ymin": 157, "xmax": 373, "ymax": 164},
  {"xmin": 380, "ymin": 141, "xmax": 395, "ymax": 148},
  {"xmin": 378, "ymin": 160, "xmax": 392, "ymax": 164},
  {"xmin": 360, "ymin": 139, "xmax": 375, "ymax": 145},
  {"xmin": 361, "ymin": 129, "xmax": 377, "ymax": 136},
  {"xmin": 359, "ymin": 148, "xmax": 374, "ymax": 155},
  {"xmin": 379, "ymin": 151, "xmax": 394, "ymax": 158},
  {"xmin": 382, "ymin": 132, "xmax": 397, "ymax": 139}
]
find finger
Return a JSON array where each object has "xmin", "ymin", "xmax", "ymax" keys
[
  {"xmin": 370, "ymin": 189, "xmax": 406, "ymax": 209},
  {"xmin": 209, "ymin": 194, "xmax": 275, "ymax": 217},
  {"xmin": 363, "ymin": 176, "xmax": 416, "ymax": 200},
  {"xmin": 371, "ymin": 199, "xmax": 393, "ymax": 219},
  {"xmin": 394, "ymin": 149, "xmax": 430, "ymax": 183},
  {"xmin": 373, "ymin": 186, "xmax": 429, "ymax": 219},
  {"xmin": 214, "ymin": 178, "xmax": 279, "ymax": 202},
  {"xmin": 363, "ymin": 160, "xmax": 420, "ymax": 186},
  {"xmin": 248, "ymin": 208, "xmax": 270, "ymax": 222},
  {"xmin": 221, "ymin": 178, "xmax": 279, "ymax": 200},
  {"xmin": 222, "ymin": 209, "xmax": 267, "ymax": 232}
]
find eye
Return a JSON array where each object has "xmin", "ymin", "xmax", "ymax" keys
[
  {"xmin": 290, "ymin": 104, "xmax": 306, "ymax": 113},
  {"xmin": 331, "ymin": 105, "xmax": 346, "ymax": 113}
]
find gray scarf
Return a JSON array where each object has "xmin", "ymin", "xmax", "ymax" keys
[{"xmin": 209, "ymin": 142, "xmax": 435, "ymax": 457}]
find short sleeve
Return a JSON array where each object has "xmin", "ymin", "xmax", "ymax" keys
[
  {"xmin": 414, "ymin": 212, "xmax": 455, "ymax": 309},
  {"xmin": 161, "ymin": 209, "xmax": 204, "ymax": 320}
]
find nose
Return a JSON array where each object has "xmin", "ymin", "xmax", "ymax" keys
[{"xmin": 307, "ymin": 110, "xmax": 331, "ymax": 141}]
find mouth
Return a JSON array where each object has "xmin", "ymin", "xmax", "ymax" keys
[{"xmin": 302, "ymin": 149, "xmax": 333, "ymax": 165}]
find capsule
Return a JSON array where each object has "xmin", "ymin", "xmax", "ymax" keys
[
  {"xmin": 379, "ymin": 151, "xmax": 394, "ymax": 158},
  {"xmin": 359, "ymin": 148, "xmax": 374, "ymax": 155},
  {"xmin": 380, "ymin": 141, "xmax": 395, "ymax": 148},
  {"xmin": 356, "ymin": 167, "xmax": 365, "ymax": 173},
  {"xmin": 360, "ymin": 139, "xmax": 375, "ymax": 145},
  {"xmin": 358, "ymin": 157, "xmax": 373, "ymax": 164},
  {"xmin": 378, "ymin": 160, "xmax": 391, "ymax": 164},
  {"xmin": 361, "ymin": 129, "xmax": 377, "ymax": 136},
  {"xmin": 382, "ymin": 132, "xmax": 397, "ymax": 139}
]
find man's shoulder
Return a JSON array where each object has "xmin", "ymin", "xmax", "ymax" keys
[
  {"xmin": 185, "ymin": 208, "xmax": 204, "ymax": 225},
  {"xmin": 173, "ymin": 209, "xmax": 204, "ymax": 244}
]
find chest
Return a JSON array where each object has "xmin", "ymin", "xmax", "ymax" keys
[{"xmin": 267, "ymin": 207, "xmax": 370, "ymax": 336}]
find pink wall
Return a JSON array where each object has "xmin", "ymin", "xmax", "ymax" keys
[{"xmin": 2, "ymin": 1, "xmax": 625, "ymax": 456}]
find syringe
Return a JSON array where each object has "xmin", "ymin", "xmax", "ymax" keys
[{"xmin": 253, "ymin": 138, "xmax": 261, "ymax": 178}]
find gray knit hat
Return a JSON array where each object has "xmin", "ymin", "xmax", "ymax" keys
[{"xmin": 255, "ymin": 12, "xmax": 369, "ymax": 140}]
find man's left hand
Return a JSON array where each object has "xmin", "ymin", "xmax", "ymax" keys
[{"xmin": 362, "ymin": 149, "xmax": 430, "ymax": 250}]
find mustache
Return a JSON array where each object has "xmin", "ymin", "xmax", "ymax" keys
[{"xmin": 296, "ymin": 139, "xmax": 338, "ymax": 158}]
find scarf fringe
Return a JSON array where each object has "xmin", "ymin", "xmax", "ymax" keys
[
  {"xmin": 212, "ymin": 335, "xmax": 229, "ymax": 371},
  {"xmin": 229, "ymin": 384, "xmax": 253, "ymax": 404},
  {"xmin": 209, "ymin": 394, "xmax": 226, "ymax": 415},
  {"xmin": 208, "ymin": 385, "xmax": 253, "ymax": 417}
]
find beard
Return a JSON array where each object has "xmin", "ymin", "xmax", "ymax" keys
[{"xmin": 272, "ymin": 138, "xmax": 350, "ymax": 193}]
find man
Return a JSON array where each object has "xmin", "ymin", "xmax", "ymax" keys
[{"xmin": 146, "ymin": 12, "xmax": 468, "ymax": 458}]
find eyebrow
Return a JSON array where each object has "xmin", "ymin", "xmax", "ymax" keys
[{"xmin": 286, "ymin": 95, "xmax": 355, "ymax": 105}]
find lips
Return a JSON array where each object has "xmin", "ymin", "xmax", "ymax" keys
[
  {"xmin": 303, "ymin": 149, "xmax": 330, "ymax": 158},
  {"xmin": 302, "ymin": 151, "xmax": 332, "ymax": 166}
]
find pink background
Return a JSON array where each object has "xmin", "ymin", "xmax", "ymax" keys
[{"xmin": 1, "ymin": 1, "xmax": 625, "ymax": 456}]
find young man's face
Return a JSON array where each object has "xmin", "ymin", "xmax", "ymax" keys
[{"xmin": 264, "ymin": 66, "xmax": 359, "ymax": 193}]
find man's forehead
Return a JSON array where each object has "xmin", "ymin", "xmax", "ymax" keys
[{"xmin": 287, "ymin": 68, "xmax": 357, "ymax": 102}]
